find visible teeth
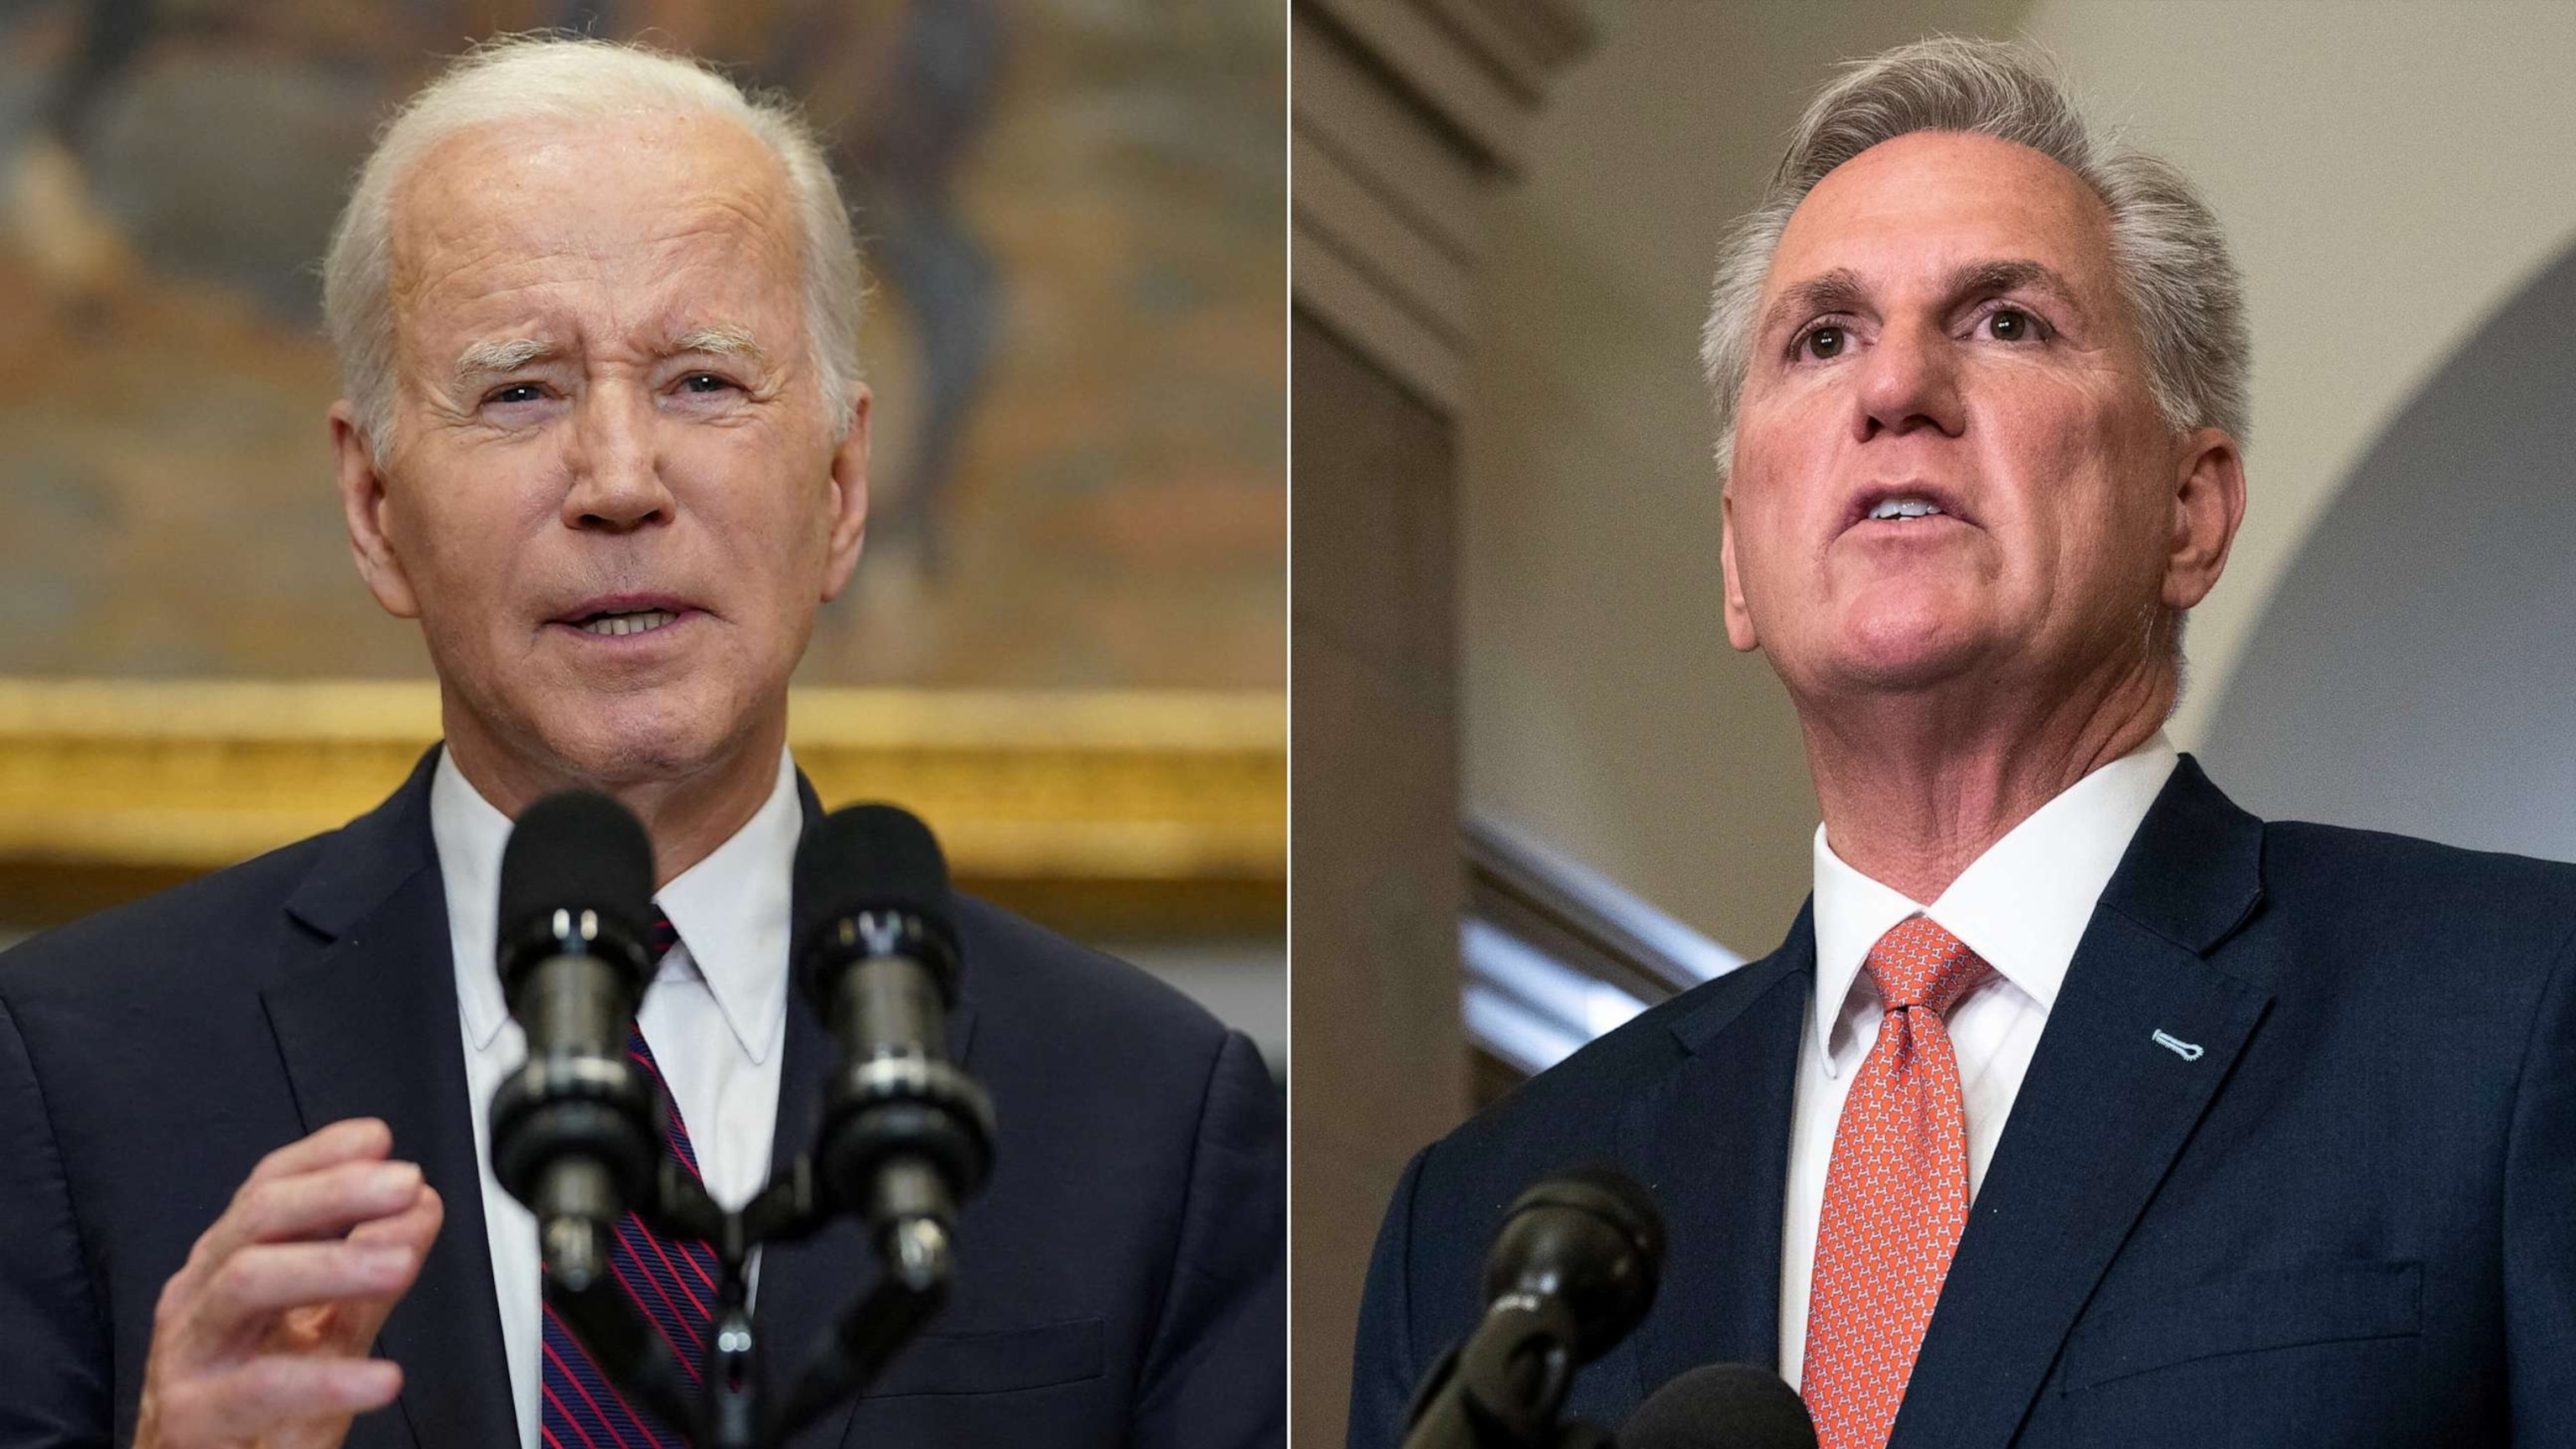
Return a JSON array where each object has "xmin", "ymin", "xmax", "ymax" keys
[
  {"xmin": 580, "ymin": 610, "xmax": 677, "ymax": 636},
  {"xmin": 1868, "ymin": 498, "xmax": 1945, "ymax": 521}
]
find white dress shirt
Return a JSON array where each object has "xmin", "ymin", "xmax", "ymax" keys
[
  {"xmin": 1775, "ymin": 734, "xmax": 2179, "ymax": 1387},
  {"xmin": 432, "ymin": 747, "xmax": 801, "ymax": 1449}
]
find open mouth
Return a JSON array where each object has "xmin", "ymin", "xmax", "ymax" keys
[
  {"xmin": 566, "ymin": 607, "xmax": 684, "ymax": 637},
  {"xmin": 1847, "ymin": 486, "xmax": 1971, "ymax": 532}
]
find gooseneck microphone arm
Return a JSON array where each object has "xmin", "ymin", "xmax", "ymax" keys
[
  {"xmin": 490, "ymin": 793, "xmax": 997, "ymax": 1449},
  {"xmin": 1403, "ymin": 1288, "xmax": 1587, "ymax": 1449},
  {"xmin": 1401, "ymin": 1167, "xmax": 1669, "ymax": 1449}
]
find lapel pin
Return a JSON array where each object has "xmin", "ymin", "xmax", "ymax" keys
[{"xmin": 2152, "ymin": 1029, "xmax": 2205, "ymax": 1062}]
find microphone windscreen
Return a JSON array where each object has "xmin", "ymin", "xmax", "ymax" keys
[
  {"xmin": 1510, "ymin": 1164, "xmax": 1667, "ymax": 1270},
  {"xmin": 496, "ymin": 789, "xmax": 657, "ymax": 989},
  {"xmin": 1621, "ymin": 1363, "xmax": 1817, "ymax": 1449},
  {"xmin": 1487, "ymin": 1165, "xmax": 1667, "ymax": 1361},
  {"xmin": 792, "ymin": 803, "xmax": 958, "ymax": 977}
]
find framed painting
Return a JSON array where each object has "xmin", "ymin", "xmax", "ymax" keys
[{"xmin": 0, "ymin": 0, "xmax": 1284, "ymax": 944}]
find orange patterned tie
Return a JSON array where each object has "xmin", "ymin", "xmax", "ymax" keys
[{"xmin": 1800, "ymin": 917, "xmax": 1992, "ymax": 1449}]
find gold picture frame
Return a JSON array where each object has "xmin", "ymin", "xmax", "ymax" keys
[{"xmin": 0, "ymin": 679, "xmax": 1285, "ymax": 939}]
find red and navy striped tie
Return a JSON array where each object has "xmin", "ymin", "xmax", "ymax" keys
[{"xmin": 538, "ymin": 906, "xmax": 724, "ymax": 1449}]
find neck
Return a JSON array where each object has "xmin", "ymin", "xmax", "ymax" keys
[
  {"xmin": 1800, "ymin": 647, "xmax": 2174, "ymax": 904},
  {"xmin": 442, "ymin": 707, "xmax": 785, "ymax": 889}
]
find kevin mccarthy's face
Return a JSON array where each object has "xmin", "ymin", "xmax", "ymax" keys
[
  {"xmin": 1722, "ymin": 130, "xmax": 2180, "ymax": 704},
  {"xmin": 341, "ymin": 112, "xmax": 869, "ymax": 788}
]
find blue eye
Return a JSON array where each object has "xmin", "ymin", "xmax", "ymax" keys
[
  {"xmin": 488, "ymin": 383, "xmax": 545, "ymax": 406},
  {"xmin": 681, "ymin": 373, "xmax": 735, "ymax": 393}
]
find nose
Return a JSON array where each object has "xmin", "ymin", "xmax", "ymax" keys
[
  {"xmin": 1852, "ymin": 317, "xmax": 1966, "ymax": 444},
  {"xmin": 559, "ymin": 382, "xmax": 673, "ymax": 532}
]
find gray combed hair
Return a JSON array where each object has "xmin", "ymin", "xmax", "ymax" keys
[
  {"xmin": 1698, "ymin": 35, "xmax": 2248, "ymax": 478},
  {"xmin": 320, "ymin": 34, "xmax": 865, "ymax": 455}
]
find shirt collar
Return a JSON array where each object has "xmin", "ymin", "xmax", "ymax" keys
[
  {"xmin": 432, "ymin": 749, "xmax": 516, "ymax": 1053},
  {"xmin": 652, "ymin": 751, "xmax": 800, "ymax": 1064},
  {"xmin": 434, "ymin": 745, "xmax": 801, "ymax": 1063},
  {"xmin": 1808, "ymin": 732, "xmax": 2180, "ymax": 1075}
]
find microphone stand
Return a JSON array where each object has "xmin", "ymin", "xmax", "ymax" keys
[
  {"xmin": 517, "ymin": 1034, "xmax": 989, "ymax": 1449},
  {"xmin": 496, "ymin": 798, "xmax": 994, "ymax": 1448},
  {"xmin": 1402, "ymin": 1295, "xmax": 1617, "ymax": 1449},
  {"xmin": 535, "ymin": 1136, "xmax": 962, "ymax": 1449}
]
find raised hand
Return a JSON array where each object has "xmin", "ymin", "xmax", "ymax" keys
[{"xmin": 132, "ymin": 1119, "xmax": 444, "ymax": 1449}]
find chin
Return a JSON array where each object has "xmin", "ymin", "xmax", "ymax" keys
[
  {"xmin": 1817, "ymin": 600, "xmax": 1991, "ymax": 693},
  {"xmin": 1828, "ymin": 647, "xmax": 1984, "ymax": 694},
  {"xmin": 522, "ymin": 682, "xmax": 765, "ymax": 787}
]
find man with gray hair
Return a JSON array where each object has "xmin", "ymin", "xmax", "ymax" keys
[
  {"xmin": 1351, "ymin": 35, "xmax": 2575, "ymax": 1449},
  {"xmin": 0, "ymin": 35, "xmax": 1282, "ymax": 1449}
]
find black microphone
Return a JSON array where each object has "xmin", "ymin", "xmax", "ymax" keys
[
  {"xmin": 1401, "ymin": 1166, "xmax": 1667, "ymax": 1449},
  {"xmin": 1619, "ymin": 1364, "xmax": 1816, "ymax": 1449},
  {"xmin": 489, "ymin": 790, "xmax": 661, "ymax": 1291},
  {"xmin": 793, "ymin": 804, "xmax": 996, "ymax": 1259}
]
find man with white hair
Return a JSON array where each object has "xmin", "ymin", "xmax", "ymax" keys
[
  {"xmin": 0, "ymin": 36, "xmax": 1281, "ymax": 1449},
  {"xmin": 1349, "ymin": 36, "xmax": 2576, "ymax": 1449}
]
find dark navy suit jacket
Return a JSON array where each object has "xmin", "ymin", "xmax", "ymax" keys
[
  {"xmin": 0, "ymin": 751, "xmax": 1283, "ymax": 1448},
  {"xmin": 1351, "ymin": 757, "xmax": 2576, "ymax": 1447}
]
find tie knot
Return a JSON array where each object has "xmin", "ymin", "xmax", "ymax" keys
[
  {"xmin": 647, "ymin": 905, "xmax": 679, "ymax": 964},
  {"xmin": 1864, "ymin": 916, "xmax": 1989, "ymax": 1015}
]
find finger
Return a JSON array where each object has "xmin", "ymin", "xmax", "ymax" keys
[
  {"xmin": 176, "ymin": 1125, "xmax": 395, "ymax": 1288},
  {"xmin": 241, "ymin": 1119, "xmax": 392, "ymax": 1192},
  {"xmin": 210, "ymin": 1242, "xmax": 421, "ymax": 1323},
  {"xmin": 156, "ymin": 1354, "xmax": 401, "ymax": 1439},
  {"xmin": 328, "ymin": 1187, "xmax": 444, "ymax": 1355},
  {"xmin": 193, "ymin": 1159, "xmax": 424, "ymax": 1272},
  {"xmin": 344, "ymin": 1184, "xmax": 443, "ymax": 1257},
  {"xmin": 183, "ymin": 1242, "xmax": 421, "ymax": 1362}
]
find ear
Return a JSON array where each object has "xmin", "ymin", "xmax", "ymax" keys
[
  {"xmin": 330, "ymin": 400, "xmax": 422, "ymax": 620},
  {"xmin": 1721, "ymin": 485, "xmax": 1761, "ymax": 652},
  {"xmin": 818, "ymin": 384, "xmax": 873, "ymax": 603},
  {"xmin": 2161, "ymin": 426, "xmax": 2246, "ymax": 611}
]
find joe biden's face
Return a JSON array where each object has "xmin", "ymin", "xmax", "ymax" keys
[
  {"xmin": 333, "ymin": 110, "xmax": 869, "ymax": 794},
  {"xmin": 1719, "ymin": 130, "xmax": 2226, "ymax": 709}
]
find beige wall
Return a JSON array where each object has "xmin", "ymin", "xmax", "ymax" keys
[
  {"xmin": 1461, "ymin": 0, "xmax": 2576, "ymax": 952},
  {"xmin": 2021, "ymin": 0, "xmax": 2576, "ymax": 745}
]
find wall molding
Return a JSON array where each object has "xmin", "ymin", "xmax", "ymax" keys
[{"xmin": 1291, "ymin": 0, "xmax": 1594, "ymax": 413}]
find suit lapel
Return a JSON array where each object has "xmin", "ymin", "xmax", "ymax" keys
[
  {"xmin": 260, "ymin": 750, "xmax": 516, "ymax": 1449},
  {"xmin": 1893, "ymin": 756, "xmax": 2272, "ymax": 1449},
  {"xmin": 751, "ymin": 780, "xmax": 980, "ymax": 1447},
  {"xmin": 1624, "ymin": 906, "xmax": 1813, "ymax": 1395}
]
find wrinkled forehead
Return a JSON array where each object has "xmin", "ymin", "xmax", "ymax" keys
[
  {"xmin": 1766, "ymin": 130, "xmax": 2123, "ymax": 314},
  {"xmin": 386, "ymin": 111, "xmax": 802, "ymax": 344}
]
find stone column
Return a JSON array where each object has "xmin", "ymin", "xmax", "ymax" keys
[{"xmin": 1289, "ymin": 2, "xmax": 1592, "ymax": 1436}]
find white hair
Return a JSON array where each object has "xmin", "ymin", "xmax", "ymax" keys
[
  {"xmin": 320, "ymin": 34, "xmax": 865, "ymax": 455},
  {"xmin": 1699, "ymin": 35, "xmax": 2249, "ymax": 479}
]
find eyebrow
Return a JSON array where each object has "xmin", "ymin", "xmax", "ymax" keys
[
  {"xmin": 1759, "ymin": 258, "xmax": 2087, "ymax": 342},
  {"xmin": 673, "ymin": 325, "xmax": 766, "ymax": 362},
  {"xmin": 1947, "ymin": 259, "xmax": 2082, "ymax": 314},
  {"xmin": 452, "ymin": 337, "xmax": 556, "ymax": 389},
  {"xmin": 1760, "ymin": 267, "xmax": 1869, "ymax": 345},
  {"xmin": 448, "ymin": 327, "xmax": 770, "ymax": 393}
]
